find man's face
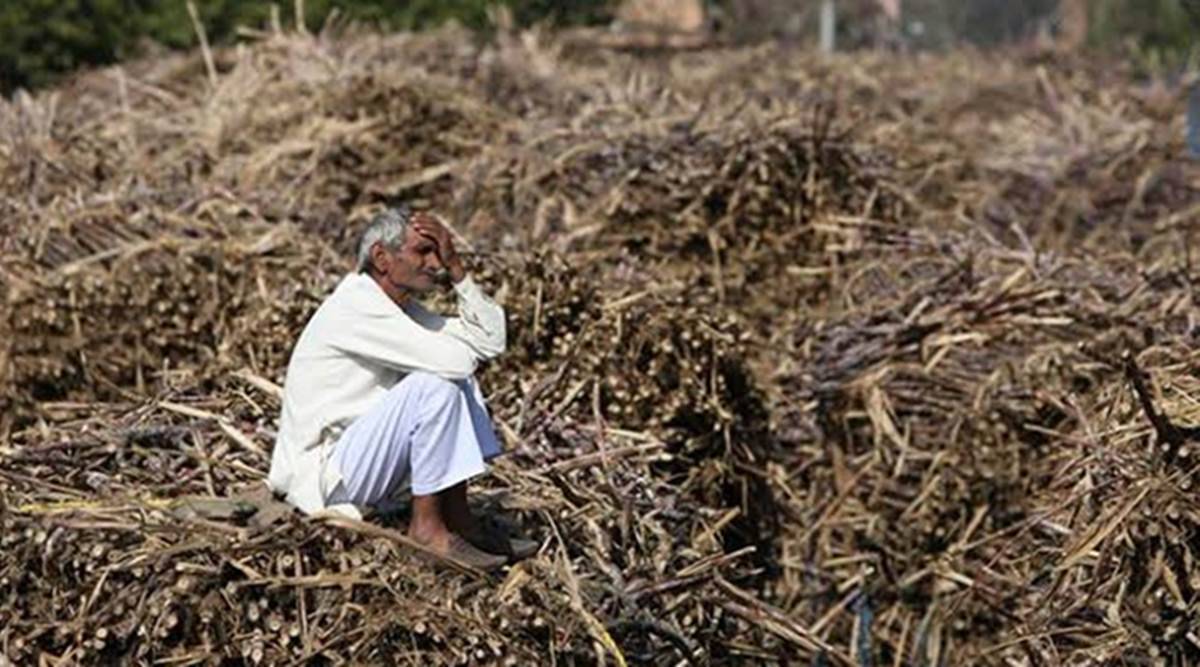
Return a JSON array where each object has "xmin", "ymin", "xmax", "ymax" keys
[{"xmin": 371, "ymin": 231, "xmax": 444, "ymax": 300}]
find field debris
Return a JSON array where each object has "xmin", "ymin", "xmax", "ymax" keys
[{"xmin": 2, "ymin": 23, "xmax": 1199, "ymax": 665}]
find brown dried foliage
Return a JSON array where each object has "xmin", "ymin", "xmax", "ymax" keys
[{"xmin": 1, "ymin": 24, "xmax": 1199, "ymax": 666}]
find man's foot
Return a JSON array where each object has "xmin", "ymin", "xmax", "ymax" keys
[
  {"xmin": 442, "ymin": 533, "xmax": 509, "ymax": 571},
  {"xmin": 410, "ymin": 525, "xmax": 508, "ymax": 571}
]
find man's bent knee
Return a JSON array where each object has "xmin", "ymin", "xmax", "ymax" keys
[{"xmin": 399, "ymin": 371, "xmax": 465, "ymax": 405}]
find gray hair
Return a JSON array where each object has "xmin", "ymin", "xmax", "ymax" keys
[{"xmin": 356, "ymin": 207, "xmax": 411, "ymax": 273}]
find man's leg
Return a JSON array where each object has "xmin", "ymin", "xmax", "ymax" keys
[
  {"xmin": 408, "ymin": 494, "xmax": 449, "ymax": 547},
  {"xmin": 436, "ymin": 381, "xmax": 538, "ymax": 559},
  {"xmin": 461, "ymin": 378, "xmax": 502, "ymax": 462},
  {"xmin": 438, "ymin": 480, "xmax": 473, "ymax": 535},
  {"xmin": 408, "ymin": 483, "xmax": 476, "ymax": 556},
  {"xmin": 331, "ymin": 372, "xmax": 504, "ymax": 567}
]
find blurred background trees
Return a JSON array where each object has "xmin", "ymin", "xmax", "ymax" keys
[
  {"xmin": 1089, "ymin": 0, "xmax": 1200, "ymax": 71},
  {"xmin": 1, "ymin": 0, "xmax": 1197, "ymax": 96},
  {"xmin": 0, "ymin": 0, "xmax": 612, "ymax": 94}
]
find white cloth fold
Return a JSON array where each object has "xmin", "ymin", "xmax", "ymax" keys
[{"xmin": 328, "ymin": 371, "xmax": 502, "ymax": 508}]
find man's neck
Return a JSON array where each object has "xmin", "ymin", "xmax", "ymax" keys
[{"xmin": 367, "ymin": 272, "xmax": 411, "ymax": 307}]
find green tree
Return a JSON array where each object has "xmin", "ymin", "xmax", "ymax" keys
[
  {"xmin": 0, "ymin": 0, "xmax": 613, "ymax": 95},
  {"xmin": 0, "ymin": 0, "xmax": 145, "ymax": 92},
  {"xmin": 1089, "ymin": 0, "xmax": 1199, "ymax": 73}
]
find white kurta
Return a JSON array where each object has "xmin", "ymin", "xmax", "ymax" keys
[{"xmin": 268, "ymin": 271, "xmax": 506, "ymax": 518}]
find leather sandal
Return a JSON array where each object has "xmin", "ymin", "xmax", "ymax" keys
[
  {"xmin": 440, "ymin": 533, "xmax": 509, "ymax": 572},
  {"xmin": 466, "ymin": 515, "xmax": 540, "ymax": 562}
]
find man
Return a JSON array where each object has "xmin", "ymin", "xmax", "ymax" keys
[{"xmin": 269, "ymin": 207, "xmax": 530, "ymax": 570}]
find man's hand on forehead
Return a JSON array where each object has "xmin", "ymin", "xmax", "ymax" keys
[
  {"xmin": 411, "ymin": 212, "xmax": 445, "ymax": 241},
  {"xmin": 410, "ymin": 211, "xmax": 465, "ymax": 283},
  {"xmin": 410, "ymin": 212, "xmax": 442, "ymax": 245}
]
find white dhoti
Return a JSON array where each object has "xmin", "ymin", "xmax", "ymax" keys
[{"xmin": 327, "ymin": 371, "xmax": 502, "ymax": 507}]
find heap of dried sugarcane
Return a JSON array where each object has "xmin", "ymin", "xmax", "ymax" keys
[
  {"xmin": 2, "ymin": 20, "xmax": 1199, "ymax": 666},
  {"xmin": 772, "ymin": 228, "xmax": 1199, "ymax": 663}
]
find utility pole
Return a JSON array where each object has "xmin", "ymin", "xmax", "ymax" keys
[
  {"xmin": 1183, "ymin": 1, "xmax": 1200, "ymax": 158},
  {"xmin": 878, "ymin": 0, "xmax": 900, "ymax": 21},
  {"xmin": 1058, "ymin": 0, "xmax": 1087, "ymax": 51},
  {"xmin": 820, "ymin": 0, "xmax": 836, "ymax": 53},
  {"xmin": 1189, "ymin": 82, "xmax": 1200, "ymax": 159}
]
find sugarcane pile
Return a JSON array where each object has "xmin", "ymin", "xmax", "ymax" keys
[
  {"xmin": 4, "ymin": 226, "xmax": 338, "ymax": 422},
  {"xmin": 462, "ymin": 111, "xmax": 904, "ymax": 332},
  {"xmin": 770, "ymin": 226, "xmax": 1199, "ymax": 663},
  {"xmin": 0, "ymin": 251, "xmax": 791, "ymax": 666},
  {"xmin": 3, "ymin": 19, "xmax": 1199, "ymax": 666}
]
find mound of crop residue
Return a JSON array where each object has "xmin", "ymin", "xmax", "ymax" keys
[{"xmin": 2, "ymin": 24, "xmax": 1198, "ymax": 666}]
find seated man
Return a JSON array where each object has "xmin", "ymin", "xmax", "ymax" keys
[{"xmin": 269, "ymin": 207, "xmax": 527, "ymax": 570}]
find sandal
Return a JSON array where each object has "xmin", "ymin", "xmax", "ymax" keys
[
  {"xmin": 440, "ymin": 533, "xmax": 509, "ymax": 572},
  {"xmin": 466, "ymin": 514, "xmax": 540, "ymax": 562}
]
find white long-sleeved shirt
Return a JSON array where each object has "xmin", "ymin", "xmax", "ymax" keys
[{"xmin": 267, "ymin": 272, "xmax": 506, "ymax": 518}]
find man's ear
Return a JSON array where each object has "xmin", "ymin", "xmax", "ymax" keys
[{"xmin": 369, "ymin": 242, "xmax": 390, "ymax": 274}]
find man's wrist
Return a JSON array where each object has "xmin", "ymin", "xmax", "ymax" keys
[{"xmin": 448, "ymin": 261, "xmax": 467, "ymax": 284}]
